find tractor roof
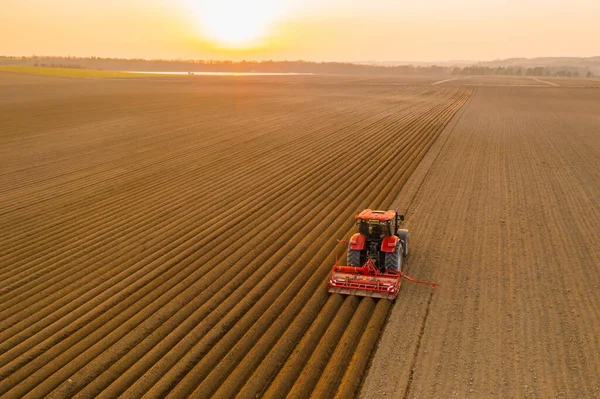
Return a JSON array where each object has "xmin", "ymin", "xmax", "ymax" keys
[{"xmin": 356, "ymin": 209, "xmax": 396, "ymax": 221}]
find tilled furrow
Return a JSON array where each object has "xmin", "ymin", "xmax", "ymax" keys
[
  {"xmin": 0, "ymin": 82, "xmax": 474, "ymax": 399},
  {"xmin": 159, "ymin": 88, "xmax": 472, "ymax": 398}
]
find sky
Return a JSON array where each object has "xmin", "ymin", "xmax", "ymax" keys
[{"xmin": 1, "ymin": 0, "xmax": 599, "ymax": 62}]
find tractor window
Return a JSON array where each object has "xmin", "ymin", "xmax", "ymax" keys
[
  {"xmin": 358, "ymin": 220, "xmax": 369, "ymax": 236},
  {"xmin": 357, "ymin": 220, "xmax": 391, "ymax": 238},
  {"xmin": 382, "ymin": 221, "xmax": 392, "ymax": 236},
  {"xmin": 376, "ymin": 221, "xmax": 391, "ymax": 236},
  {"xmin": 367, "ymin": 223, "xmax": 382, "ymax": 237}
]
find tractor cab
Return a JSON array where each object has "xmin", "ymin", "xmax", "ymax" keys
[
  {"xmin": 345, "ymin": 209, "xmax": 407, "ymax": 272},
  {"xmin": 356, "ymin": 209, "xmax": 402, "ymax": 239}
]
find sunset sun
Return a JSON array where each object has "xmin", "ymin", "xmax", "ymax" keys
[{"xmin": 187, "ymin": 0, "xmax": 286, "ymax": 47}]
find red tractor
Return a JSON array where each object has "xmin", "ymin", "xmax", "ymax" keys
[{"xmin": 328, "ymin": 209, "xmax": 409, "ymax": 300}]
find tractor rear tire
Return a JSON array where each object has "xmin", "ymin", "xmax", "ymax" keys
[
  {"xmin": 384, "ymin": 244, "xmax": 403, "ymax": 272},
  {"xmin": 398, "ymin": 229, "xmax": 409, "ymax": 256},
  {"xmin": 347, "ymin": 249, "xmax": 362, "ymax": 266}
]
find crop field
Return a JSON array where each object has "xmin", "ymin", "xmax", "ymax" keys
[
  {"xmin": 438, "ymin": 75, "xmax": 551, "ymax": 86},
  {"xmin": 1, "ymin": 72, "xmax": 599, "ymax": 398},
  {"xmin": 362, "ymin": 86, "xmax": 600, "ymax": 397},
  {"xmin": 0, "ymin": 72, "xmax": 470, "ymax": 398},
  {"xmin": 539, "ymin": 77, "xmax": 600, "ymax": 87},
  {"xmin": 0, "ymin": 66, "xmax": 150, "ymax": 79},
  {"xmin": 333, "ymin": 75, "xmax": 453, "ymax": 85},
  {"xmin": 436, "ymin": 75, "xmax": 600, "ymax": 88}
]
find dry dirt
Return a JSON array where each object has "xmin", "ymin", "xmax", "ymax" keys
[
  {"xmin": 1, "ymin": 72, "xmax": 599, "ymax": 399},
  {"xmin": 362, "ymin": 86, "xmax": 600, "ymax": 398},
  {"xmin": 0, "ymin": 72, "xmax": 470, "ymax": 398},
  {"xmin": 437, "ymin": 75, "xmax": 600, "ymax": 88}
]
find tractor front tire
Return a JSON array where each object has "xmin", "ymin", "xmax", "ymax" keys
[
  {"xmin": 347, "ymin": 249, "xmax": 362, "ymax": 266},
  {"xmin": 384, "ymin": 244, "xmax": 403, "ymax": 272}
]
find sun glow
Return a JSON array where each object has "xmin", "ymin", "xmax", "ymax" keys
[{"xmin": 187, "ymin": 0, "xmax": 287, "ymax": 47}]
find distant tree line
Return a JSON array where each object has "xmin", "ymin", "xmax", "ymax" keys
[
  {"xmin": 453, "ymin": 65, "xmax": 594, "ymax": 78},
  {"xmin": 0, "ymin": 56, "xmax": 452, "ymax": 75},
  {"xmin": 0, "ymin": 55, "xmax": 596, "ymax": 78}
]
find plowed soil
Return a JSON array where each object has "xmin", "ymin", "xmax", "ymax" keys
[
  {"xmin": 0, "ymin": 72, "xmax": 471, "ymax": 398},
  {"xmin": 362, "ymin": 86, "xmax": 600, "ymax": 398},
  {"xmin": 3, "ymin": 72, "xmax": 599, "ymax": 398}
]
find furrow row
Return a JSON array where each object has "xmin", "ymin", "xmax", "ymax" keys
[{"xmin": 0, "ymin": 81, "xmax": 472, "ymax": 399}]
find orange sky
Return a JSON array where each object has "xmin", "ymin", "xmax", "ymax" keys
[{"xmin": 1, "ymin": 0, "xmax": 599, "ymax": 61}]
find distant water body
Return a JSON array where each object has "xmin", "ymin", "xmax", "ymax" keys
[{"xmin": 126, "ymin": 71, "xmax": 314, "ymax": 76}]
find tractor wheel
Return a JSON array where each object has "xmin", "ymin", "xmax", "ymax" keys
[
  {"xmin": 384, "ymin": 244, "xmax": 403, "ymax": 272},
  {"xmin": 398, "ymin": 229, "xmax": 409, "ymax": 256},
  {"xmin": 347, "ymin": 249, "xmax": 362, "ymax": 266}
]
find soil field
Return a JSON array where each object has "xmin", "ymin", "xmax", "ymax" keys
[
  {"xmin": 333, "ymin": 75, "xmax": 453, "ymax": 86},
  {"xmin": 438, "ymin": 75, "xmax": 600, "ymax": 88},
  {"xmin": 538, "ymin": 77, "xmax": 600, "ymax": 88},
  {"xmin": 362, "ymin": 86, "xmax": 600, "ymax": 398},
  {"xmin": 0, "ymin": 68, "xmax": 446, "ymax": 87},
  {"xmin": 0, "ymin": 66, "xmax": 149, "ymax": 79},
  {"xmin": 0, "ymin": 72, "xmax": 471, "ymax": 398},
  {"xmin": 438, "ymin": 76, "xmax": 549, "ymax": 86}
]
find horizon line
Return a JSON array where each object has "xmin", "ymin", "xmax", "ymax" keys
[{"xmin": 2, "ymin": 54, "xmax": 600, "ymax": 65}]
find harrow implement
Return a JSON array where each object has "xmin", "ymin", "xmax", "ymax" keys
[
  {"xmin": 328, "ymin": 257, "xmax": 439, "ymax": 300},
  {"xmin": 328, "ymin": 258, "xmax": 402, "ymax": 300}
]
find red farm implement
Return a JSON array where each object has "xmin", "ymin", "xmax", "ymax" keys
[{"xmin": 327, "ymin": 209, "xmax": 438, "ymax": 300}]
